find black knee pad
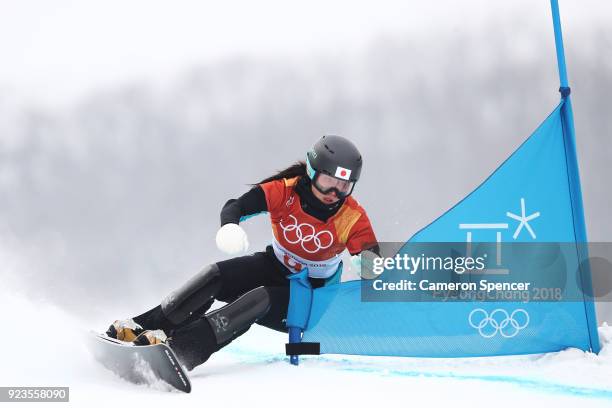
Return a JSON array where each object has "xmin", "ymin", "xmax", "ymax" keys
[
  {"xmin": 206, "ymin": 286, "xmax": 271, "ymax": 345},
  {"xmin": 161, "ymin": 264, "xmax": 222, "ymax": 325}
]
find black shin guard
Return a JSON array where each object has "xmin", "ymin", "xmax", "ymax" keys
[
  {"xmin": 169, "ymin": 286, "xmax": 271, "ymax": 371},
  {"xmin": 206, "ymin": 286, "xmax": 271, "ymax": 344},
  {"xmin": 161, "ymin": 264, "xmax": 222, "ymax": 326}
]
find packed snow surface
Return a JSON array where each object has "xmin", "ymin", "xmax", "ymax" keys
[{"xmin": 2, "ymin": 290, "xmax": 612, "ymax": 407}]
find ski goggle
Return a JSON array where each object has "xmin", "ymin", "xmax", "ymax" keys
[{"xmin": 312, "ymin": 172, "xmax": 356, "ymax": 198}]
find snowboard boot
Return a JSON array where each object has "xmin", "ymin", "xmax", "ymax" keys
[
  {"xmin": 106, "ymin": 318, "xmax": 145, "ymax": 342},
  {"xmin": 133, "ymin": 329, "xmax": 169, "ymax": 346}
]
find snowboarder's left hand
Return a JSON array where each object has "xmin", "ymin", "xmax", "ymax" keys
[{"xmin": 216, "ymin": 223, "xmax": 249, "ymax": 255}]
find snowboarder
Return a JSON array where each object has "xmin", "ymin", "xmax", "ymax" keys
[{"xmin": 105, "ymin": 135, "xmax": 379, "ymax": 371}]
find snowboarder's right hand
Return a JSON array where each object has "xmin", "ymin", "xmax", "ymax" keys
[
  {"xmin": 215, "ymin": 223, "xmax": 249, "ymax": 255},
  {"xmin": 351, "ymin": 250, "xmax": 382, "ymax": 280}
]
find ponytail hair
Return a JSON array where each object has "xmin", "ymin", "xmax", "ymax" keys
[{"xmin": 254, "ymin": 161, "xmax": 307, "ymax": 185}]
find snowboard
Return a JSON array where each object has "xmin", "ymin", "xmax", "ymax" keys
[{"xmin": 87, "ymin": 332, "xmax": 191, "ymax": 393}]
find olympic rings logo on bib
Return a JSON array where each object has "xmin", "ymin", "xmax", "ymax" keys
[
  {"xmin": 280, "ymin": 215, "xmax": 334, "ymax": 253},
  {"xmin": 468, "ymin": 308, "xmax": 529, "ymax": 338}
]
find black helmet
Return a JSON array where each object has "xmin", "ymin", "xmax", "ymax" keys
[{"xmin": 306, "ymin": 135, "xmax": 362, "ymax": 198}]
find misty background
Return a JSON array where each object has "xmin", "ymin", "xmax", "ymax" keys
[{"xmin": 1, "ymin": 1, "xmax": 611, "ymax": 324}]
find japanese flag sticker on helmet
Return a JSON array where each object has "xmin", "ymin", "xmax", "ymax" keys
[{"xmin": 334, "ymin": 166, "xmax": 351, "ymax": 180}]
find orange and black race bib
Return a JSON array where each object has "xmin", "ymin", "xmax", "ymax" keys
[{"xmin": 260, "ymin": 177, "xmax": 377, "ymax": 278}]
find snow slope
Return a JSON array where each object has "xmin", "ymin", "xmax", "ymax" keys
[{"xmin": 2, "ymin": 289, "xmax": 612, "ymax": 407}]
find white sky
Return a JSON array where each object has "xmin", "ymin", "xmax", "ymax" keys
[{"xmin": 0, "ymin": 0, "xmax": 608, "ymax": 106}]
